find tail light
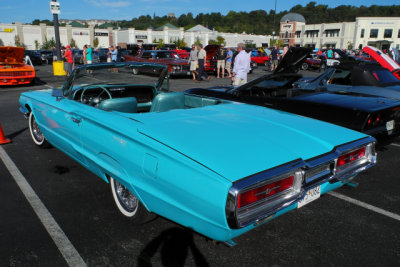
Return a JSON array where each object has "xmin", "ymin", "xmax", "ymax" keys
[
  {"xmin": 335, "ymin": 142, "xmax": 375, "ymax": 175},
  {"xmin": 237, "ymin": 175, "xmax": 294, "ymax": 208}
]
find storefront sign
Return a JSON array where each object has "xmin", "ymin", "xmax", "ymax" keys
[
  {"xmin": 135, "ymin": 35, "xmax": 147, "ymax": 39},
  {"xmin": 282, "ymin": 24, "xmax": 293, "ymax": 31},
  {"xmin": 95, "ymin": 32, "xmax": 108, "ymax": 36},
  {"xmin": 73, "ymin": 32, "xmax": 89, "ymax": 36},
  {"xmin": 0, "ymin": 28, "xmax": 15, "ymax": 33}
]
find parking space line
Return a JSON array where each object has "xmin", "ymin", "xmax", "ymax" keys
[
  {"xmin": 0, "ymin": 146, "xmax": 87, "ymax": 266},
  {"xmin": 390, "ymin": 143, "xmax": 400, "ymax": 148},
  {"xmin": 328, "ymin": 191, "xmax": 400, "ymax": 222}
]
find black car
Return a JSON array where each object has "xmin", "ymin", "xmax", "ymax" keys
[
  {"xmin": 24, "ymin": 50, "xmax": 42, "ymax": 65},
  {"xmin": 185, "ymin": 47, "xmax": 400, "ymax": 137},
  {"xmin": 38, "ymin": 50, "xmax": 53, "ymax": 64}
]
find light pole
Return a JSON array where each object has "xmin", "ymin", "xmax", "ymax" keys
[
  {"xmin": 272, "ymin": 0, "xmax": 277, "ymax": 45},
  {"xmin": 50, "ymin": 0, "xmax": 62, "ymax": 61}
]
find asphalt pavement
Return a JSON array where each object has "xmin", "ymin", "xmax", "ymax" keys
[{"xmin": 0, "ymin": 64, "xmax": 399, "ymax": 266}]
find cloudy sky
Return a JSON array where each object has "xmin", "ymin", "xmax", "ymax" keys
[{"xmin": 0, "ymin": 0, "xmax": 398, "ymax": 24}]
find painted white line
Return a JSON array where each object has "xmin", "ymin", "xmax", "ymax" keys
[
  {"xmin": 390, "ymin": 143, "xmax": 400, "ymax": 148},
  {"xmin": 0, "ymin": 146, "xmax": 87, "ymax": 266},
  {"xmin": 328, "ymin": 191, "xmax": 400, "ymax": 222}
]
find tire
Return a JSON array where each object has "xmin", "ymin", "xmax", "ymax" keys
[
  {"xmin": 110, "ymin": 176, "xmax": 153, "ymax": 223},
  {"xmin": 301, "ymin": 63, "xmax": 309, "ymax": 70},
  {"xmin": 29, "ymin": 112, "xmax": 50, "ymax": 147}
]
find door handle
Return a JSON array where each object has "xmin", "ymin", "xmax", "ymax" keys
[{"xmin": 71, "ymin": 117, "xmax": 81, "ymax": 124}]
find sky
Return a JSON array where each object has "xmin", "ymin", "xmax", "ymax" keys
[{"xmin": 0, "ymin": 0, "xmax": 399, "ymax": 24}]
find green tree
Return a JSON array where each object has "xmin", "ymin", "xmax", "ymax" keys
[
  {"xmin": 70, "ymin": 38, "xmax": 77, "ymax": 48},
  {"xmin": 216, "ymin": 36, "xmax": 225, "ymax": 45},
  {"xmin": 94, "ymin": 37, "xmax": 99, "ymax": 48},
  {"xmin": 157, "ymin": 38, "xmax": 164, "ymax": 48},
  {"xmin": 173, "ymin": 38, "xmax": 187, "ymax": 48},
  {"xmin": 14, "ymin": 35, "xmax": 24, "ymax": 47},
  {"xmin": 34, "ymin": 40, "xmax": 40, "ymax": 50},
  {"xmin": 194, "ymin": 37, "xmax": 201, "ymax": 46},
  {"xmin": 40, "ymin": 37, "xmax": 56, "ymax": 50}
]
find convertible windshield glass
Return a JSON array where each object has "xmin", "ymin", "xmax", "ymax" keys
[{"xmin": 68, "ymin": 63, "xmax": 167, "ymax": 93}]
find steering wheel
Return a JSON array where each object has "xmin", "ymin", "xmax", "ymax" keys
[{"xmin": 80, "ymin": 85, "xmax": 112, "ymax": 106}]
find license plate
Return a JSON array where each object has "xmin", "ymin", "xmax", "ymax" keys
[
  {"xmin": 297, "ymin": 185, "xmax": 321, "ymax": 208},
  {"xmin": 386, "ymin": 120, "xmax": 394, "ymax": 131}
]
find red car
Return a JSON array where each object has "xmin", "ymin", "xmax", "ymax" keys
[
  {"xmin": 251, "ymin": 52, "xmax": 269, "ymax": 66},
  {"xmin": 124, "ymin": 50, "xmax": 190, "ymax": 76},
  {"xmin": 172, "ymin": 49, "xmax": 190, "ymax": 60},
  {"xmin": 363, "ymin": 46, "xmax": 400, "ymax": 80},
  {"xmin": 301, "ymin": 54, "xmax": 321, "ymax": 70},
  {"xmin": 0, "ymin": 46, "xmax": 36, "ymax": 86}
]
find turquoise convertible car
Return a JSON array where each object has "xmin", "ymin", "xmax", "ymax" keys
[{"xmin": 19, "ymin": 62, "xmax": 377, "ymax": 246}]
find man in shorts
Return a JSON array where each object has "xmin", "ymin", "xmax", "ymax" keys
[
  {"xmin": 63, "ymin": 45, "xmax": 73, "ymax": 76},
  {"xmin": 225, "ymin": 47, "xmax": 233, "ymax": 77},
  {"xmin": 216, "ymin": 44, "xmax": 226, "ymax": 78},
  {"xmin": 270, "ymin": 46, "xmax": 279, "ymax": 71}
]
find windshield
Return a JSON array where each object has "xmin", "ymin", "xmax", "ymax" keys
[{"xmin": 64, "ymin": 63, "xmax": 168, "ymax": 96}]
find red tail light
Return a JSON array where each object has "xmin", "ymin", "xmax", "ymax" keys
[
  {"xmin": 337, "ymin": 147, "xmax": 366, "ymax": 169},
  {"xmin": 237, "ymin": 176, "xmax": 294, "ymax": 208}
]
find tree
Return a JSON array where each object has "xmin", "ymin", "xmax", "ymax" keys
[
  {"xmin": 194, "ymin": 37, "xmax": 201, "ymax": 46},
  {"xmin": 347, "ymin": 41, "xmax": 353, "ymax": 50},
  {"xmin": 94, "ymin": 37, "xmax": 99, "ymax": 48},
  {"xmin": 40, "ymin": 37, "xmax": 56, "ymax": 50},
  {"xmin": 70, "ymin": 38, "xmax": 77, "ymax": 48},
  {"xmin": 216, "ymin": 36, "xmax": 226, "ymax": 45},
  {"xmin": 14, "ymin": 35, "xmax": 24, "ymax": 47},
  {"xmin": 173, "ymin": 38, "xmax": 187, "ymax": 48},
  {"xmin": 157, "ymin": 38, "xmax": 164, "ymax": 48},
  {"xmin": 34, "ymin": 40, "xmax": 40, "ymax": 50}
]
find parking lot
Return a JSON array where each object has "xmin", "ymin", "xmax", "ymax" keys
[{"xmin": 1, "ymin": 64, "xmax": 400, "ymax": 266}]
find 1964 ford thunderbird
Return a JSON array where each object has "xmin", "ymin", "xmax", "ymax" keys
[{"xmin": 19, "ymin": 62, "xmax": 376, "ymax": 246}]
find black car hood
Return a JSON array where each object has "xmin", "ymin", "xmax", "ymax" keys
[{"xmin": 274, "ymin": 47, "xmax": 311, "ymax": 74}]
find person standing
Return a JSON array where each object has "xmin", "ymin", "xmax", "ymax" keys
[
  {"xmin": 216, "ymin": 44, "xmax": 226, "ymax": 78},
  {"xmin": 188, "ymin": 44, "xmax": 198, "ymax": 80},
  {"xmin": 327, "ymin": 48, "xmax": 333, "ymax": 59},
  {"xmin": 225, "ymin": 47, "xmax": 233, "ymax": 78},
  {"xmin": 196, "ymin": 44, "xmax": 210, "ymax": 82},
  {"xmin": 116, "ymin": 46, "xmax": 122, "ymax": 62},
  {"xmin": 270, "ymin": 46, "xmax": 279, "ymax": 71},
  {"xmin": 83, "ymin": 45, "xmax": 88, "ymax": 64},
  {"xmin": 110, "ymin": 46, "xmax": 118, "ymax": 62},
  {"xmin": 231, "ymin": 43, "xmax": 250, "ymax": 86},
  {"xmin": 63, "ymin": 45, "xmax": 73, "ymax": 77},
  {"xmin": 86, "ymin": 44, "xmax": 93, "ymax": 64}
]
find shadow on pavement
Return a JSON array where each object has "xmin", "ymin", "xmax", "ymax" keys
[{"xmin": 137, "ymin": 227, "xmax": 209, "ymax": 267}]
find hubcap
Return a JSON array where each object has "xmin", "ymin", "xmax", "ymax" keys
[
  {"xmin": 31, "ymin": 116, "xmax": 44, "ymax": 142},
  {"xmin": 114, "ymin": 180, "xmax": 138, "ymax": 212}
]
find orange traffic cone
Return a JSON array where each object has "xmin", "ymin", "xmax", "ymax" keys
[{"xmin": 0, "ymin": 122, "xmax": 11, "ymax": 144}]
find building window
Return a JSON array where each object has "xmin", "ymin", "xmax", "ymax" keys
[
  {"xmin": 305, "ymin": 30, "xmax": 319, "ymax": 38},
  {"xmin": 360, "ymin": 29, "xmax": 364, "ymax": 38},
  {"xmin": 384, "ymin": 29, "xmax": 393, "ymax": 38},
  {"xmin": 295, "ymin": 31, "xmax": 301, "ymax": 38},
  {"xmin": 370, "ymin": 29, "xmax": 378, "ymax": 38},
  {"xmin": 325, "ymin": 29, "xmax": 340, "ymax": 37}
]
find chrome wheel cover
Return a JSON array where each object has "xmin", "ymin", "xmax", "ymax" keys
[
  {"xmin": 114, "ymin": 179, "xmax": 138, "ymax": 213},
  {"xmin": 31, "ymin": 115, "xmax": 44, "ymax": 143}
]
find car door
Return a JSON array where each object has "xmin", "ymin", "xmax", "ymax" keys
[{"xmin": 32, "ymin": 94, "xmax": 88, "ymax": 166}]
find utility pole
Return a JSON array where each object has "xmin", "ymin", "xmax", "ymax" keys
[{"xmin": 272, "ymin": 0, "xmax": 277, "ymax": 46}]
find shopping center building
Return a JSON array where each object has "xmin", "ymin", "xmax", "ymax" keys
[
  {"xmin": 0, "ymin": 22, "xmax": 271, "ymax": 50},
  {"xmin": 279, "ymin": 13, "xmax": 400, "ymax": 50}
]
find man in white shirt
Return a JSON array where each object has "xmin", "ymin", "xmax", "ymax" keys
[{"xmin": 231, "ymin": 43, "xmax": 250, "ymax": 86}]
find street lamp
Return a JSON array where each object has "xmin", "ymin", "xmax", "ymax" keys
[{"xmin": 50, "ymin": 0, "xmax": 62, "ymax": 61}]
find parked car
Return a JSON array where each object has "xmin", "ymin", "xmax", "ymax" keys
[
  {"xmin": 0, "ymin": 46, "xmax": 36, "ymax": 86},
  {"xmin": 294, "ymin": 60, "xmax": 400, "ymax": 100},
  {"xmin": 24, "ymin": 50, "xmax": 43, "ymax": 65},
  {"xmin": 124, "ymin": 50, "xmax": 190, "ymax": 76},
  {"xmin": 363, "ymin": 46, "xmax": 400, "ymax": 80},
  {"xmin": 38, "ymin": 50, "xmax": 53, "ymax": 64},
  {"xmin": 250, "ymin": 51, "xmax": 269, "ymax": 66},
  {"xmin": 19, "ymin": 62, "xmax": 376, "ymax": 245},
  {"xmin": 185, "ymin": 47, "xmax": 400, "ymax": 137},
  {"xmin": 301, "ymin": 54, "xmax": 321, "ymax": 70}
]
